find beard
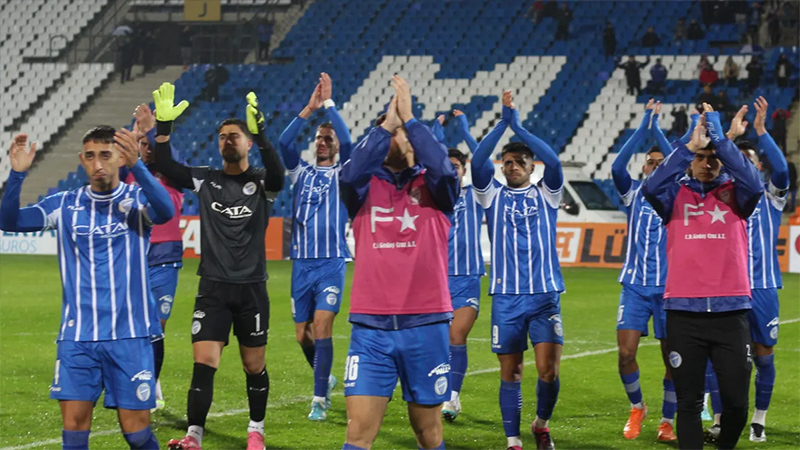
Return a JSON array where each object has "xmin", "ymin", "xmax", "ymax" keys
[{"xmin": 222, "ymin": 148, "xmax": 242, "ymax": 163}]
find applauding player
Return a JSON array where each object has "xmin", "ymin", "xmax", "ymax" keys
[
  {"xmin": 278, "ymin": 73, "xmax": 352, "ymax": 421},
  {"xmin": 471, "ymin": 91, "xmax": 564, "ymax": 450},
  {"xmin": 0, "ymin": 128, "xmax": 174, "ymax": 450},
  {"xmin": 151, "ymin": 84, "xmax": 285, "ymax": 450},
  {"xmin": 610, "ymin": 99, "xmax": 678, "ymax": 442},
  {"xmin": 339, "ymin": 76, "xmax": 458, "ymax": 450}
]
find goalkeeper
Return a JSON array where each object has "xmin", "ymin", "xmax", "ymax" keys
[{"xmin": 148, "ymin": 83, "xmax": 285, "ymax": 450}]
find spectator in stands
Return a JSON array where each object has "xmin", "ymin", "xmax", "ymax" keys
[
  {"xmin": 696, "ymin": 55, "xmax": 712, "ymax": 75},
  {"xmin": 771, "ymin": 108, "xmax": 789, "ymax": 152},
  {"xmin": 671, "ymin": 106, "xmax": 689, "ymax": 137},
  {"xmin": 649, "ymin": 58, "xmax": 668, "ymax": 95},
  {"xmin": 603, "ymin": 22, "xmax": 616, "ymax": 57},
  {"xmin": 767, "ymin": 9, "xmax": 780, "ymax": 46},
  {"xmin": 715, "ymin": 90, "xmax": 732, "ymax": 120},
  {"xmin": 740, "ymin": 33, "xmax": 765, "ymax": 56},
  {"xmin": 699, "ymin": 64, "xmax": 719, "ymax": 86},
  {"xmin": 775, "ymin": 54, "xmax": 794, "ymax": 87},
  {"xmin": 617, "ymin": 56, "xmax": 650, "ymax": 96},
  {"xmin": 555, "ymin": 3, "xmax": 572, "ymax": 40},
  {"xmin": 542, "ymin": 0, "xmax": 558, "ymax": 20},
  {"xmin": 723, "ymin": 56, "xmax": 740, "ymax": 85},
  {"xmin": 526, "ymin": 0, "xmax": 544, "ymax": 24},
  {"xmin": 747, "ymin": 2, "xmax": 762, "ymax": 29},
  {"xmin": 142, "ymin": 30, "xmax": 156, "ymax": 74},
  {"xmin": 642, "ymin": 26, "xmax": 661, "ymax": 48},
  {"xmin": 119, "ymin": 37, "xmax": 134, "ymax": 84},
  {"xmin": 746, "ymin": 56, "xmax": 763, "ymax": 92},
  {"xmin": 180, "ymin": 26, "xmax": 193, "ymax": 69},
  {"xmin": 698, "ymin": 85, "xmax": 717, "ymax": 106},
  {"xmin": 203, "ymin": 64, "xmax": 229, "ymax": 102},
  {"xmin": 787, "ymin": 158, "xmax": 798, "ymax": 213},
  {"xmin": 258, "ymin": 23, "xmax": 272, "ymax": 61},
  {"xmin": 687, "ymin": 19, "xmax": 705, "ymax": 40},
  {"xmin": 674, "ymin": 18, "xmax": 687, "ymax": 42}
]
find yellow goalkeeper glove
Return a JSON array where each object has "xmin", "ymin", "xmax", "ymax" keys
[
  {"xmin": 246, "ymin": 91, "xmax": 266, "ymax": 136},
  {"xmin": 152, "ymin": 82, "xmax": 189, "ymax": 135}
]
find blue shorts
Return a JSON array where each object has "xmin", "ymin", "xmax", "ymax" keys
[
  {"xmin": 448, "ymin": 275, "xmax": 481, "ymax": 315},
  {"xmin": 491, "ymin": 293, "xmax": 564, "ymax": 354},
  {"xmin": 616, "ymin": 284, "xmax": 667, "ymax": 339},
  {"xmin": 50, "ymin": 338, "xmax": 156, "ymax": 410},
  {"xmin": 748, "ymin": 288, "xmax": 779, "ymax": 346},
  {"xmin": 150, "ymin": 264, "xmax": 180, "ymax": 321},
  {"xmin": 291, "ymin": 258, "xmax": 346, "ymax": 323},
  {"xmin": 344, "ymin": 322, "xmax": 450, "ymax": 405}
]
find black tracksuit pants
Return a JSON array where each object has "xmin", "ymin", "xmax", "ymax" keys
[{"xmin": 666, "ymin": 310, "xmax": 752, "ymax": 450}]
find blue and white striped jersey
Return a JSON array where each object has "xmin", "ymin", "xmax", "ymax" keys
[
  {"xmin": 475, "ymin": 179, "xmax": 564, "ymax": 295},
  {"xmin": 449, "ymin": 185, "xmax": 485, "ymax": 276},
  {"xmin": 33, "ymin": 183, "xmax": 159, "ymax": 342},
  {"xmin": 288, "ymin": 164, "xmax": 350, "ymax": 259},
  {"xmin": 618, "ymin": 180, "xmax": 667, "ymax": 286},
  {"xmin": 747, "ymin": 183, "xmax": 786, "ymax": 289}
]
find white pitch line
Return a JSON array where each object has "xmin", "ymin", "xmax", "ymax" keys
[{"xmin": 5, "ymin": 318, "xmax": 799, "ymax": 449}]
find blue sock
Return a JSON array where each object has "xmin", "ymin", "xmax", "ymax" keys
[
  {"xmin": 342, "ymin": 443, "xmax": 368, "ymax": 450},
  {"xmin": 536, "ymin": 377, "xmax": 560, "ymax": 421},
  {"xmin": 152, "ymin": 338, "xmax": 164, "ymax": 380},
  {"xmin": 449, "ymin": 345, "xmax": 467, "ymax": 395},
  {"xmin": 620, "ymin": 370, "xmax": 643, "ymax": 406},
  {"xmin": 123, "ymin": 427, "xmax": 159, "ymax": 450},
  {"xmin": 706, "ymin": 361, "xmax": 722, "ymax": 415},
  {"xmin": 419, "ymin": 440, "xmax": 445, "ymax": 449},
  {"xmin": 754, "ymin": 354, "xmax": 775, "ymax": 411},
  {"xmin": 662, "ymin": 378, "xmax": 677, "ymax": 420},
  {"xmin": 62, "ymin": 429, "xmax": 90, "ymax": 450},
  {"xmin": 499, "ymin": 380, "xmax": 522, "ymax": 437},
  {"xmin": 301, "ymin": 343, "xmax": 315, "ymax": 369},
  {"xmin": 314, "ymin": 338, "xmax": 333, "ymax": 398}
]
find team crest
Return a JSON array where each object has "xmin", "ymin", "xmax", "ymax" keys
[
  {"xmin": 434, "ymin": 376, "xmax": 448, "ymax": 396},
  {"xmin": 669, "ymin": 351, "xmax": 682, "ymax": 368},
  {"xmin": 326, "ymin": 293, "xmax": 338, "ymax": 305},
  {"xmin": 717, "ymin": 189, "xmax": 733, "ymax": 206},
  {"xmin": 526, "ymin": 189, "xmax": 538, "ymax": 199},
  {"xmin": 191, "ymin": 320, "xmax": 202, "ymax": 335},
  {"xmin": 118, "ymin": 198, "xmax": 134, "ymax": 213},
  {"xmin": 136, "ymin": 383, "xmax": 151, "ymax": 402},
  {"xmin": 769, "ymin": 327, "xmax": 778, "ymax": 340},
  {"xmin": 243, "ymin": 181, "xmax": 257, "ymax": 195}
]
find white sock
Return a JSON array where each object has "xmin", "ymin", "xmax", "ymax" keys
[
  {"xmin": 752, "ymin": 409, "xmax": 767, "ymax": 426},
  {"xmin": 631, "ymin": 402, "xmax": 644, "ymax": 409},
  {"xmin": 534, "ymin": 416, "xmax": 549, "ymax": 430},
  {"xmin": 187, "ymin": 426, "xmax": 204, "ymax": 445},
  {"xmin": 450, "ymin": 390, "xmax": 459, "ymax": 402},
  {"xmin": 713, "ymin": 413, "xmax": 722, "ymax": 426},
  {"xmin": 661, "ymin": 418, "xmax": 674, "ymax": 426},
  {"xmin": 507, "ymin": 436, "xmax": 523, "ymax": 448},
  {"xmin": 248, "ymin": 420, "xmax": 264, "ymax": 435},
  {"xmin": 328, "ymin": 374, "xmax": 334, "ymax": 383},
  {"xmin": 155, "ymin": 379, "xmax": 163, "ymax": 401},
  {"xmin": 313, "ymin": 395, "xmax": 326, "ymax": 404}
]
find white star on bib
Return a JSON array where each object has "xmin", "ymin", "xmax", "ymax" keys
[
  {"xmin": 395, "ymin": 208, "xmax": 419, "ymax": 231},
  {"xmin": 706, "ymin": 204, "xmax": 729, "ymax": 224}
]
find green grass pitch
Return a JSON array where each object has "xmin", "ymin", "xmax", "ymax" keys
[{"xmin": 1, "ymin": 255, "xmax": 798, "ymax": 449}]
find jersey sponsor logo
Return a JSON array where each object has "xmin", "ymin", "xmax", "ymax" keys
[
  {"xmin": 668, "ymin": 351, "xmax": 682, "ymax": 368},
  {"xmin": 73, "ymin": 222, "xmax": 129, "ymax": 238},
  {"xmin": 131, "ymin": 370, "xmax": 153, "ymax": 382},
  {"xmin": 323, "ymin": 286, "xmax": 341, "ymax": 294},
  {"xmin": 300, "ymin": 175, "xmax": 333, "ymax": 197},
  {"xmin": 67, "ymin": 205, "xmax": 85, "ymax": 211},
  {"xmin": 211, "ymin": 202, "xmax": 253, "ymax": 219},
  {"xmin": 136, "ymin": 382, "xmax": 151, "ymax": 402},
  {"xmin": 243, "ymin": 181, "xmax": 257, "ymax": 195},
  {"xmin": 191, "ymin": 320, "xmax": 202, "ymax": 335},
  {"xmin": 427, "ymin": 362, "xmax": 451, "ymax": 377},
  {"xmin": 466, "ymin": 297, "xmax": 479, "ymax": 307},
  {"xmin": 118, "ymin": 198, "xmax": 134, "ymax": 213},
  {"xmin": 683, "ymin": 203, "xmax": 729, "ymax": 226},
  {"xmin": 370, "ymin": 206, "xmax": 419, "ymax": 233},
  {"xmin": 434, "ymin": 376, "xmax": 448, "ymax": 396},
  {"xmin": 193, "ymin": 310, "xmax": 205, "ymax": 319},
  {"xmin": 504, "ymin": 203, "xmax": 538, "ymax": 218}
]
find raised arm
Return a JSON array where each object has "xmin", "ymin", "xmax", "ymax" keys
[
  {"xmin": 753, "ymin": 96, "xmax": 789, "ymax": 190},
  {"xmin": 320, "ymin": 72, "xmax": 353, "ymax": 163},
  {"xmin": 454, "ymin": 110, "xmax": 478, "ymax": 153},
  {"xmin": 613, "ymin": 101, "xmax": 653, "ymax": 195},
  {"xmin": 246, "ymin": 92, "xmax": 285, "ymax": 192},
  {"xmin": 0, "ymin": 135, "xmax": 47, "ymax": 232},
  {"xmin": 339, "ymin": 125, "xmax": 392, "ymax": 218},
  {"xmin": 151, "ymin": 82, "xmax": 196, "ymax": 190},
  {"xmin": 506, "ymin": 91, "xmax": 562, "ymax": 190},
  {"xmin": 116, "ymin": 129, "xmax": 174, "ymax": 224},
  {"xmin": 470, "ymin": 118, "xmax": 508, "ymax": 191},
  {"xmin": 678, "ymin": 112, "xmax": 700, "ymax": 145},
  {"xmin": 430, "ymin": 115, "xmax": 446, "ymax": 144},
  {"xmin": 651, "ymin": 102, "xmax": 674, "ymax": 157}
]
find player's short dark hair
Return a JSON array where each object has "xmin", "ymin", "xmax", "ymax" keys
[
  {"xmin": 448, "ymin": 148, "xmax": 467, "ymax": 167},
  {"xmin": 82, "ymin": 126, "xmax": 116, "ymax": 144},
  {"xmin": 645, "ymin": 145, "xmax": 663, "ymax": 157},
  {"xmin": 736, "ymin": 139, "xmax": 756, "ymax": 152},
  {"xmin": 318, "ymin": 122, "xmax": 334, "ymax": 132},
  {"xmin": 501, "ymin": 142, "xmax": 534, "ymax": 160},
  {"xmin": 217, "ymin": 118, "xmax": 252, "ymax": 139}
]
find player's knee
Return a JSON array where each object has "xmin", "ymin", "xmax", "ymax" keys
[
  {"xmin": 538, "ymin": 366, "xmax": 559, "ymax": 383},
  {"xmin": 412, "ymin": 424, "xmax": 443, "ymax": 449},
  {"xmin": 313, "ymin": 320, "xmax": 332, "ymax": 339},
  {"xmin": 618, "ymin": 347, "xmax": 637, "ymax": 369},
  {"xmin": 449, "ymin": 327, "xmax": 468, "ymax": 345},
  {"xmin": 345, "ymin": 419, "xmax": 378, "ymax": 448}
]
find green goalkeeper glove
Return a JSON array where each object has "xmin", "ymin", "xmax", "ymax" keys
[
  {"xmin": 152, "ymin": 82, "xmax": 189, "ymax": 135},
  {"xmin": 246, "ymin": 91, "xmax": 266, "ymax": 136}
]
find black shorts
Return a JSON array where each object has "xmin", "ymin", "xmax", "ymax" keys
[{"xmin": 191, "ymin": 278, "xmax": 270, "ymax": 347}]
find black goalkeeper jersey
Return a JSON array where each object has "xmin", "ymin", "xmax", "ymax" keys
[{"xmin": 154, "ymin": 134, "xmax": 285, "ymax": 284}]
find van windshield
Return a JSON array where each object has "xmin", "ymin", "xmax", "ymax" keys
[{"xmin": 569, "ymin": 181, "xmax": 618, "ymax": 210}]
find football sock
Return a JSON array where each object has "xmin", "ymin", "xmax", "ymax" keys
[
  {"xmin": 314, "ymin": 338, "xmax": 333, "ymax": 398},
  {"xmin": 620, "ymin": 370, "xmax": 643, "ymax": 408},
  {"xmin": 536, "ymin": 377, "xmax": 560, "ymax": 420},
  {"xmin": 62, "ymin": 429, "xmax": 90, "ymax": 450},
  {"xmin": 499, "ymin": 380, "xmax": 522, "ymax": 438},
  {"xmin": 753, "ymin": 354, "xmax": 775, "ymax": 424},
  {"xmin": 301, "ymin": 343, "xmax": 316, "ymax": 369},
  {"xmin": 706, "ymin": 362, "xmax": 722, "ymax": 417},
  {"xmin": 342, "ymin": 443, "xmax": 368, "ymax": 450},
  {"xmin": 123, "ymin": 426, "xmax": 159, "ymax": 450},
  {"xmin": 662, "ymin": 378, "xmax": 677, "ymax": 422},
  {"xmin": 419, "ymin": 440, "xmax": 445, "ymax": 449},
  {"xmin": 449, "ymin": 345, "xmax": 467, "ymax": 395},
  {"xmin": 248, "ymin": 419, "xmax": 265, "ymax": 435},
  {"xmin": 152, "ymin": 338, "xmax": 164, "ymax": 381},
  {"xmin": 246, "ymin": 366, "xmax": 270, "ymax": 422},
  {"xmin": 187, "ymin": 362, "xmax": 216, "ymax": 428},
  {"xmin": 186, "ymin": 426, "xmax": 203, "ymax": 446}
]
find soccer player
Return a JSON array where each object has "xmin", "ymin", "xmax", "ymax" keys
[
  {"xmin": 278, "ymin": 73, "xmax": 351, "ymax": 421},
  {"xmin": 471, "ymin": 90, "xmax": 564, "ymax": 450},
  {"xmin": 123, "ymin": 102, "xmax": 186, "ymax": 411},
  {"xmin": 339, "ymin": 75, "xmax": 458, "ymax": 450},
  {"xmin": 642, "ymin": 104, "xmax": 762, "ymax": 450},
  {"xmin": 611, "ymin": 99, "xmax": 678, "ymax": 442},
  {"xmin": 0, "ymin": 128, "xmax": 174, "ymax": 450},
  {"xmin": 150, "ymin": 83, "xmax": 285, "ymax": 450},
  {"xmin": 430, "ymin": 109, "xmax": 485, "ymax": 421},
  {"xmin": 704, "ymin": 96, "xmax": 789, "ymax": 443}
]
